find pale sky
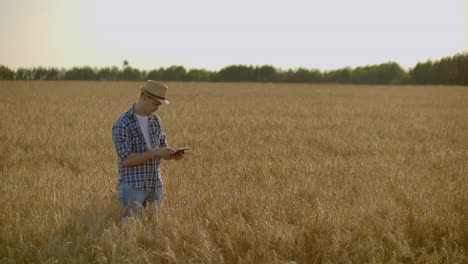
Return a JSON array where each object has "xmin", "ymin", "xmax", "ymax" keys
[{"xmin": 1, "ymin": 0, "xmax": 467, "ymax": 71}]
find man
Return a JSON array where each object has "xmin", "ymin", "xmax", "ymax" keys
[{"xmin": 112, "ymin": 80, "xmax": 185, "ymax": 218}]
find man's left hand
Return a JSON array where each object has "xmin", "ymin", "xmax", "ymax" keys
[{"xmin": 163, "ymin": 151, "xmax": 185, "ymax": 160}]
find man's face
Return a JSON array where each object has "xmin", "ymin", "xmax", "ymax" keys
[{"xmin": 143, "ymin": 94, "xmax": 162, "ymax": 114}]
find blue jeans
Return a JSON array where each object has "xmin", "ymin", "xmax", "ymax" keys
[{"xmin": 118, "ymin": 182, "xmax": 164, "ymax": 218}]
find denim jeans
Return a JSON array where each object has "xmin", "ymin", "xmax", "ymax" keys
[{"xmin": 118, "ymin": 182, "xmax": 164, "ymax": 218}]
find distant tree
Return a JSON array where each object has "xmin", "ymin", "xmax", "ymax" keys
[
  {"xmin": 119, "ymin": 67, "xmax": 141, "ymax": 81},
  {"xmin": 140, "ymin": 70, "xmax": 147, "ymax": 80},
  {"xmin": 32, "ymin": 67, "xmax": 59, "ymax": 80},
  {"xmin": 350, "ymin": 66, "xmax": 369, "ymax": 84},
  {"xmin": 433, "ymin": 55, "xmax": 462, "ymax": 85},
  {"xmin": 5, "ymin": 52, "xmax": 466, "ymax": 84},
  {"xmin": 280, "ymin": 68, "xmax": 322, "ymax": 83},
  {"xmin": 161, "ymin": 66, "xmax": 187, "ymax": 81},
  {"xmin": 64, "ymin": 66, "xmax": 98, "ymax": 80},
  {"xmin": 409, "ymin": 53, "xmax": 468, "ymax": 85},
  {"xmin": 255, "ymin": 65, "xmax": 276, "ymax": 82},
  {"xmin": 351, "ymin": 62, "xmax": 406, "ymax": 84},
  {"xmin": 97, "ymin": 66, "xmax": 120, "ymax": 81},
  {"xmin": 275, "ymin": 69, "xmax": 294, "ymax": 82},
  {"xmin": 409, "ymin": 61, "xmax": 434, "ymax": 84},
  {"xmin": 324, "ymin": 67, "xmax": 352, "ymax": 83},
  {"xmin": 398, "ymin": 71, "xmax": 413, "ymax": 85},
  {"xmin": 46, "ymin": 68, "xmax": 60, "ymax": 80},
  {"xmin": 217, "ymin": 65, "xmax": 255, "ymax": 82},
  {"xmin": 146, "ymin": 68, "xmax": 164, "ymax": 81},
  {"xmin": 296, "ymin": 68, "xmax": 322, "ymax": 83},
  {"xmin": 456, "ymin": 53, "xmax": 468, "ymax": 85},
  {"xmin": 187, "ymin": 68, "xmax": 214, "ymax": 81},
  {"xmin": 0, "ymin": 65, "xmax": 15, "ymax": 80},
  {"xmin": 15, "ymin": 68, "xmax": 34, "ymax": 80}
]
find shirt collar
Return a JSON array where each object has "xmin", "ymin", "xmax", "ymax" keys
[
  {"xmin": 125, "ymin": 104, "xmax": 136, "ymax": 119},
  {"xmin": 127, "ymin": 104, "xmax": 155, "ymax": 120}
]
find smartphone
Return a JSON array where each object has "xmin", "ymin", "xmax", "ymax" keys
[{"xmin": 171, "ymin": 147, "xmax": 188, "ymax": 156}]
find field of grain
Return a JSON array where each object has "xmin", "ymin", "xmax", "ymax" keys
[{"xmin": 0, "ymin": 81, "xmax": 467, "ymax": 263}]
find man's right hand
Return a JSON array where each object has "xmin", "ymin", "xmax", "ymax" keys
[
  {"xmin": 151, "ymin": 147, "xmax": 175, "ymax": 158},
  {"xmin": 122, "ymin": 148, "xmax": 175, "ymax": 167}
]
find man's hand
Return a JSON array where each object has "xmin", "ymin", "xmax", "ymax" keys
[
  {"xmin": 152, "ymin": 147, "xmax": 175, "ymax": 158},
  {"xmin": 172, "ymin": 151, "xmax": 185, "ymax": 160},
  {"xmin": 163, "ymin": 149, "xmax": 186, "ymax": 160},
  {"xmin": 121, "ymin": 147, "xmax": 174, "ymax": 167}
]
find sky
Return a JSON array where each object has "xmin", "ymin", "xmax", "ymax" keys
[{"xmin": 1, "ymin": 0, "xmax": 467, "ymax": 71}]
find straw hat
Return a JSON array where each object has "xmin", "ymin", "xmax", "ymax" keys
[{"xmin": 140, "ymin": 80, "xmax": 170, "ymax": 104}]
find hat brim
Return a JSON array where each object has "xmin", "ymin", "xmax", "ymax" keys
[
  {"xmin": 155, "ymin": 98, "xmax": 170, "ymax": 104},
  {"xmin": 141, "ymin": 88, "xmax": 170, "ymax": 104}
]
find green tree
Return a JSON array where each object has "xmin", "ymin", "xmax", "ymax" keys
[
  {"xmin": 217, "ymin": 65, "xmax": 255, "ymax": 82},
  {"xmin": 15, "ymin": 68, "xmax": 34, "ymax": 80},
  {"xmin": 351, "ymin": 62, "xmax": 406, "ymax": 84},
  {"xmin": 187, "ymin": 68, "xmax": 214, "ymax": 81},
  {"xmin": 64, "ymin": 66, "xmax": 98, "ymax": 80},
  {"xmin": 410, "ymin": 61, "xmax": 434, "ymax": 84},
  {"xmin": 46, "ymin": 68, "xmax": 60, "ymax": 80},
  {"xmin": 97, "ymin": 66, "xmax": 120, "ymax": 81},
  {"xmin": 32, "ymin": 67, "xmax": 59, "ymax": 80},
  {"xmin": 324, "ymin": 67, "xmax": 352, "ymax": 83},
  {"xmin": 118, "ymin": 67, "xmax": 141, "ymax": 81},
  {"xmin": 255, "ymin": 65, "xmax": 276, "ymax": 82},
  {"xmin": 161, "ymin": 66, "xmax": 187, "ymax": 81},
  {"xmin": 409, "ymin": 53, "xmax": 468, "ymax": 85},
  {"xmin": 295, "ymin": 68, "xmax": 322, "ymax": 83},
  {"xmin": 456, "ymin": 53, "xmax": 468, "ymax": 85},
  {"xmin": 0, "ymin": 65, "xmax": 15, "ymax": 80},
  {"xmin": 146, "ymin": 68, "xmax": 164, "ymax": 81}
]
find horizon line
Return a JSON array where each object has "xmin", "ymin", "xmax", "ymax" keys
[{"xmin": 2, "ymin": 50, "xmax": 467, "ymax": 72}]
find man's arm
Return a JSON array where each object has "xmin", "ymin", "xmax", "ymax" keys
[
  {"xmin": 122, "ymin": 147, "xmax": 174, "ymax": 167},
  {"xmin": 113, "ymin": 122, "xmax": 174, "ymax": 167}
]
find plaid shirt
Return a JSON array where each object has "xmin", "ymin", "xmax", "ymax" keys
[{"xmin": 112, "ymin": 105, "xmax": 168, "ymax": 192}]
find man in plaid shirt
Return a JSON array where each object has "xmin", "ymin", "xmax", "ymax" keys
[{"xmin": 112, "ymin": 80, "xmax": 185, "ymax": 218}]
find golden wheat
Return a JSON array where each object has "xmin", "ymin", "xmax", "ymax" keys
[{"xmin": 0, "ymin": 81, "xmax": 467, "ymax": 263}]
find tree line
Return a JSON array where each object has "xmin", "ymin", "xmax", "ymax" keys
[{"xmin": 0, "ymin": 53, "xmax": 466, "ymax": 85}]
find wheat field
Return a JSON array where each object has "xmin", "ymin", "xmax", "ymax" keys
[{"xmin": 0, "ymin": 81, "xmax": 467, "ymax": 263}]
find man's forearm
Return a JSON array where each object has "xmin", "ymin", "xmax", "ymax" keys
[{"xmin": 121, "ymin": 150, "xmax": 157, "ymax": 167}]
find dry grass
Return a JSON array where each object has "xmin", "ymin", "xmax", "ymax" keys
[{"xmin": 0, "ymin": 81, "xmax": 467, "ymax": 263}]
